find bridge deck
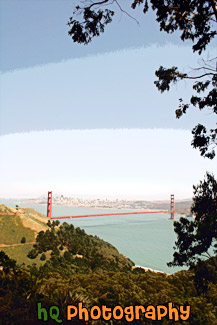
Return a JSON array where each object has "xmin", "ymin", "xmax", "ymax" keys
[{"xmin": 51, "ymin": 210, "xmax": 190, "ymax": 219}]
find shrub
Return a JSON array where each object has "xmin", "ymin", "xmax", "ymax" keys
[{"xmin": 20, "ymin": 237, "xmax": 26, "ymax": 244}]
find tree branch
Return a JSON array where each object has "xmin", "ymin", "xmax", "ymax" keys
[
  {"xmin": 88, "ymin": 0, "xmax": 110, "ymax": 10},
  {"xmin": 114, "ymin": 0, "xmax": 140, "ymax": 25},
  {"xmin": 185, "ymin": 72, "xmax": 216, "ymax": 79},
  {"xmin": 190, "ymin": 66, "xmax": 217, "ymax": 73},
  {"xmin": 208, "ymin": 0, "xmax": 217, "ymax": 21},
  {"xmin": 205, "ymin": 251, "xmax": 217, "ymax": 269},
  {"xmin": 75, "ymin": 0, "xmax": 140, "ymax": 25}
]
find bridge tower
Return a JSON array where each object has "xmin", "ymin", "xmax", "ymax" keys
[
  {"xmin": 47, "ymin": 191, "xmax": 52, "ymax": 218},
  {"xmin": 170, "ymin": 194, "xmax": 175, "ymax": 220}
]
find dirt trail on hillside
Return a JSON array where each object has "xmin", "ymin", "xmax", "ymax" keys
[{"xmin": 0, "ymin": 242, "xmax": 36, "ymax": 248}]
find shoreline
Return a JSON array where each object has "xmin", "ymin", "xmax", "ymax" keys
[{"xmin": 133, "ymin": 265, "xmax": 171, "ymax": 276}]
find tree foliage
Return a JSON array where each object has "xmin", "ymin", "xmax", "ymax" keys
[
  {"xmin": 27, "ymin": 221, "xmax": 134, "ymax": 275},
  {"xmin": 168, "ymin": 172, "xmax": 217, "ymax": 269},
  {"xmin": 0, "ymin": 251, "xmax": 17, "ymax": 275},
  {"xmin": 68, "ymin": 0, "xmax": 217, "ymax": 158},
  {"xmin": 20, "ymin": 236, "xmax": 26, "ymax": 244},
  {"xmin": 1, "ymin": 215, "xmax": 217, "ymax": 323},
  {"xmin": 68, "ymin": 5, "xmax": 114, "ymax": 45},
  {"xmin": 0, "ymin": 253, "xmax": 217, "ymax": 323}
]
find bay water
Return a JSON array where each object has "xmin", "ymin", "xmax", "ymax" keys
[{"xmin": 2, "ymin": 201, "xmax": 186, "ymax": 274}]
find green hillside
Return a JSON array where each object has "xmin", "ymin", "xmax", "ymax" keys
[
  {"xmin": 0, "ymin": 204, "xmax": 48, "ymax": 265},
  {"xmin": 0, "ymin": 204, "xmax": 133, "ymax": 271},
  {"xmin": 0, "ymin": 204, "xmax": 216, "ymax": 324},
  {"xmin": 0, "ymin": 214, "xmax": 35, "ymax": 244}
]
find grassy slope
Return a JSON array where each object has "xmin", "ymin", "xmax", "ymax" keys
[
  {"xmin": 0, "ymin": 204, "xmax": 48, "ymax": 265},
  {"xmin": 2, "ymin": 244, "xmax": 45, "ymax": 265},
  {"xmin": 0, "ymin": 204, "xmax": 133, "ymax": 269},
  {"xmin": 0, "ymin": 215, "xmax": 35, "ymax": 244}
]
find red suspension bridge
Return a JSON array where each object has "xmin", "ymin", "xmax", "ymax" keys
[{"xmin": 47, "ymin": 192, "xmax": 190, "ymax": 220}]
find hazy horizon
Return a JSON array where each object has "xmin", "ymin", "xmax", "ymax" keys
[
  {"xmin": 0, "ymin": 193, "xmax": 193, "ymax": 202},
  {"xmin": 1, "ymin": 129, "xmax": 216, "ymax": 201}
]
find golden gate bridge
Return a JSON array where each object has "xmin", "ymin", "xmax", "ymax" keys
[{"xmin": 47, "ymin": 192, "xmax": 190, "ymax": 220}]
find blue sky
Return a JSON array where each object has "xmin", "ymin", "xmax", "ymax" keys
[
  {"xmin": 0, "ymin": 0, "xmax": 183, "ymax": 73},
  {"xmin": 0, "ymin": 0, "xmax": 216, "ymax": 199},
  {"xmin": 1, "ymin": 45, "xmax": 215, "ymax": 134}
]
